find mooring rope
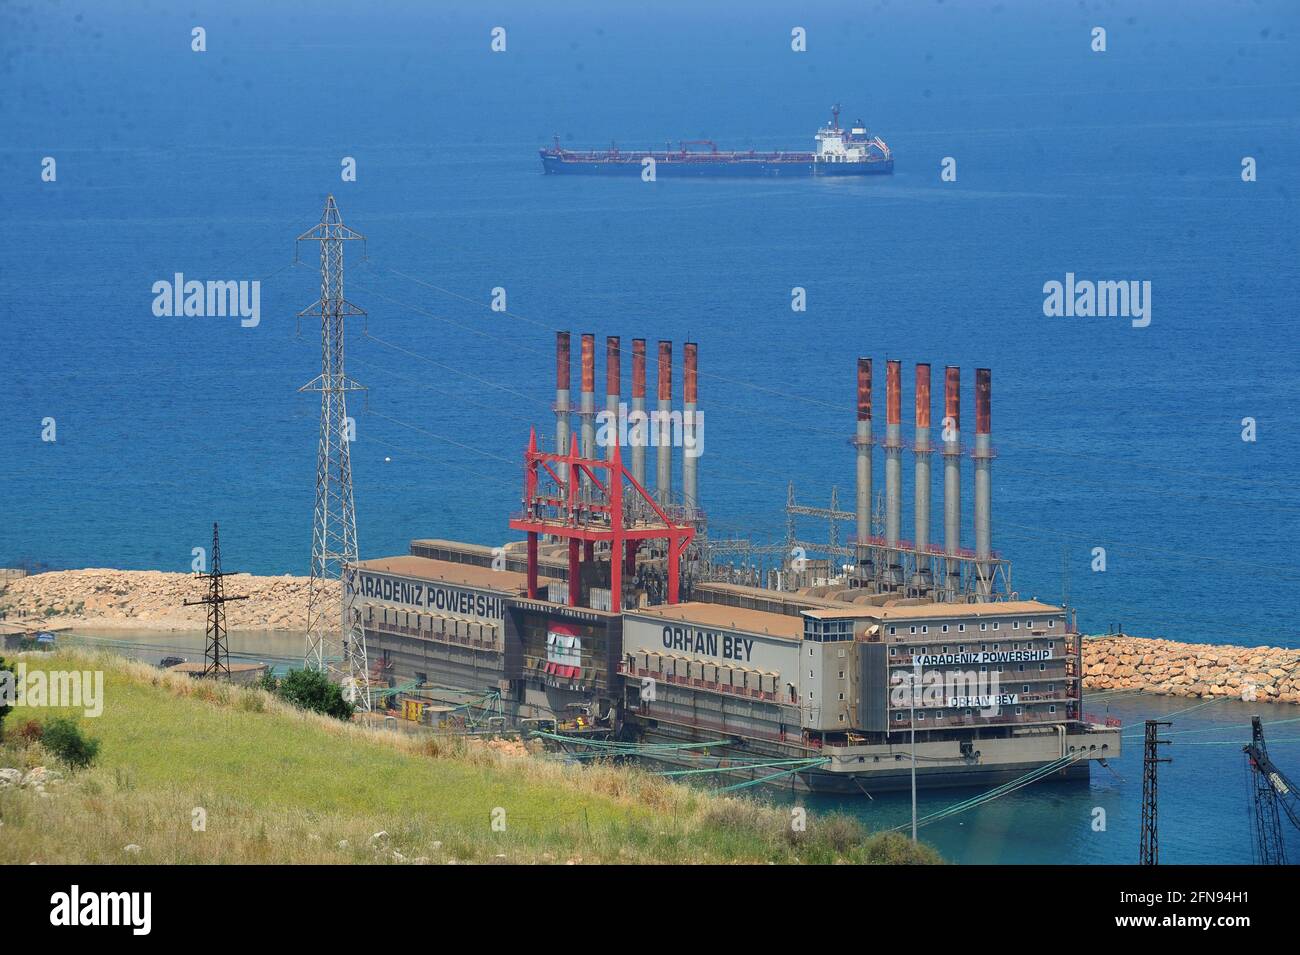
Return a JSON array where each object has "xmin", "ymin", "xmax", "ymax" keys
[
  {"xmin": 1119, "ymin": 695, "xmax": 1230, "ymax": 738},
  {"xmin": 885, "ymin": 751, "xmax": 1088, "ymax": 833},
  {"xmin": 657, "ymin": 756, "xmax": 831, "ymax": 779},
  {"xmin": 715, "ymin": 758, "xmax": 832, "ymax": 794},
  {"xmin": 530, "ymin": 730, "xmax": 732, "ymax": 756}
]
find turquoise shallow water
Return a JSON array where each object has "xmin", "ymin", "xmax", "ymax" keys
[{"xmin": 55, "ymin": 628, "xmax": 1300, "ymax": 865}]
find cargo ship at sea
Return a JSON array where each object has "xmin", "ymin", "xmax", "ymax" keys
[
  {"xmin": 540, "ymin": 106, "xmax": 893, "ymax": 177},
  {"xmin": 345, "ymin": 335, "xmax": 1120, "ymax": 796}
]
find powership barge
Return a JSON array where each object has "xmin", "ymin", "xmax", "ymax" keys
[{"xmin": 347, "ymin": 335, "xmax": 1119, "ymax": 794}]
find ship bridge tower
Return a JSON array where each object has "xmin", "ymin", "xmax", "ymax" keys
[{"xmin": 815, "ymin": 105, "xmax": 847, "ymax": 160}]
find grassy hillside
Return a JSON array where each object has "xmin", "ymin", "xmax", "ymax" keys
[{"xmin": 0, "ymin": 652, "xmax": 939, "ymax": 865}]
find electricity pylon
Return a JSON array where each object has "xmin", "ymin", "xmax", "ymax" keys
[
  {"xmin": 298, "ymin": 195, "xmax": 370, "ymax": 710},
  {"xmin": 1139, "ymin": 720, "xmax": 1172, "ymax": 865},
  {"xmin": 183, "ymin": 522, "xmax": 247, "ymax": 679}
]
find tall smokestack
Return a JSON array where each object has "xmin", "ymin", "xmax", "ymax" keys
[
  {"xmin": 631, "ymin": 339, "xmax": 647, "ymax": 486},
  {"xmin": 974, "ymin": 367, "xmax": 992, "ymax": 597},
  {"xmin": 555, "ymin": 332, "xmax": 571, "ymax": 459},
  {"xmin": 605, "ymin": 336, "xmax": 620, "ymax": 462},
  {"xmin": 913, "ymin": 363, "xmax": 933, "ymax": 591},
  {"xmin": 854, "ymin": 359, "xmax": 873, "ymax": 558},
  {"xmin": 884, "ymin": 359, "xmax": 903, "ymax": 587},
  {"xmin": 656, "ymin": 340, "xmax": 673, "ymax": 506},
  {"xmin": 579, "ymin": 334, "xmax": 596, "ymax": 468},
  {"xmin": 943, "ymin": 366, "xmax": 962, "ymax": 595},
  {"xmin": 683, "ymin": 342, "xmax": 699, "ymax": 515}
]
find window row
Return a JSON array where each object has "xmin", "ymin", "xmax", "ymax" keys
[
  {"xmin": 889, "ymin": 642, "xmax": 1056, "ymax": 656},
  {"xmin": 892, "ymin": 703, "xmax": 1060, "ymax": 721},
  {"xmin": 888, "ymin": 618, "xmax": 1058, "ymax": 637}
]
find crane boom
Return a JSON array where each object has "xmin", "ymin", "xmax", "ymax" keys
[{"xmin": 1244, "ymin": 716, "xmax": 1298, "ymax": 864}]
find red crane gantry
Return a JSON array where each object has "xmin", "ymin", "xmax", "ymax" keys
[{"xmin": 509, "ymin": 429, "xmax": 694, "ymax": 613}]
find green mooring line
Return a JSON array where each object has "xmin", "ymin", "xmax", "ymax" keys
[
  {"xmin": 532, "ymin": 731, "xmax": 731, "ymax": 754},
  {"xmin": 531, "ymin": 730, "xmax": 832, "ymax": 790},
  {"xmin": 886, "ymin": 752, "xmax": 1087, "ymax": 833},
  {"xmin": 656, "ymin": 756, "xmax": 830, "ymax": 778},
  {"xmin": 716, "ymin": 759, "xmax": 832, "ymax": 794}
]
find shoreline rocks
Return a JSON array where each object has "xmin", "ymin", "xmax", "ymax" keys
[
  {"xmin": 0, "ymin": 569, "xmax": 333, "ymax": 633},
  {"xmin": 1083, "ymin": 635, "xmax": 1300, "ymax": 705}
]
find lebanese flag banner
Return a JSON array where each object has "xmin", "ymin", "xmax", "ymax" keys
[{"xmin": 546, "ymin": 623, "xmax": 582, "ymax": 678}]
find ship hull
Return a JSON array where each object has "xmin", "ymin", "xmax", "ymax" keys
[
  {"xmin": 541, "ymin": 155, "xmax": 894, "ymax": 177},
  {"xmin": 625, "ymin": 719, "xmax": 1118, "ymax": 795},
  {"xmin": 360, "ymin": 608, "xmax": 1119, "ymax": 797},
  {"xmin": 627, "ymin": 742, "xmax": 1094, "ymax": 794}
]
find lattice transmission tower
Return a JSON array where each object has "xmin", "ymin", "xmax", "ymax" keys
[
  {"xmin": 183, "ymin": 522, "xmax": 247, "ymax": 679},
  {"xmin": 1139, "ymin": 719, "xmax": 1171, "ymax": 865},
  {"xmin": 297, "ymin": 194, "xmax": 370, "ymax": 710}
]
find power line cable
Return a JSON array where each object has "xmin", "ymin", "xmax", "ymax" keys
[
  {"xmin": 362, "ymin": 330, "xmax": 549, "ymax": 408},
  {"xmin": 362, "ymin": 408, "xmax": 519, "ymax": 466}
]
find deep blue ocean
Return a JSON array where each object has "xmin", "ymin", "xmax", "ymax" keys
[{"xmin": 3, "ymin": 0, "xmax": 1299, "ymax": 856}]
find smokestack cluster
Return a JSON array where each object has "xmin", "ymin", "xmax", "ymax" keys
[
  {"xmin": 850, "ymin": 358, "xmax": 993, "ymax": 598},
  {"xmin": 550, "ymin": 331, "xmax": 702, "ymax": 521}
]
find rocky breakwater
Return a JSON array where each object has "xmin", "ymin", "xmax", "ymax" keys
[
  {"xmin": 1083, "ymin": 635, "xmax": 1300, "ymax": 704},
  {"xmin": 0, "ymin": 569, "xmax": 335, "ymax": 632}
]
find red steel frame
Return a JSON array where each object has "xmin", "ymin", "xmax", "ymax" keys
[{"xmin": 509, "ymin": 428, "xmax": 694, "ymax": 613}]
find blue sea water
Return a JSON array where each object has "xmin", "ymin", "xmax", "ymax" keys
[{"xmin": 1, "ymin": 0, "xmax": 1297, "ymax": 655}]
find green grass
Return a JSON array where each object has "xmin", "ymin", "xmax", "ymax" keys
[{"xmin": 0, "ymin": 651, "xmax": 940, "ymax": 865}]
